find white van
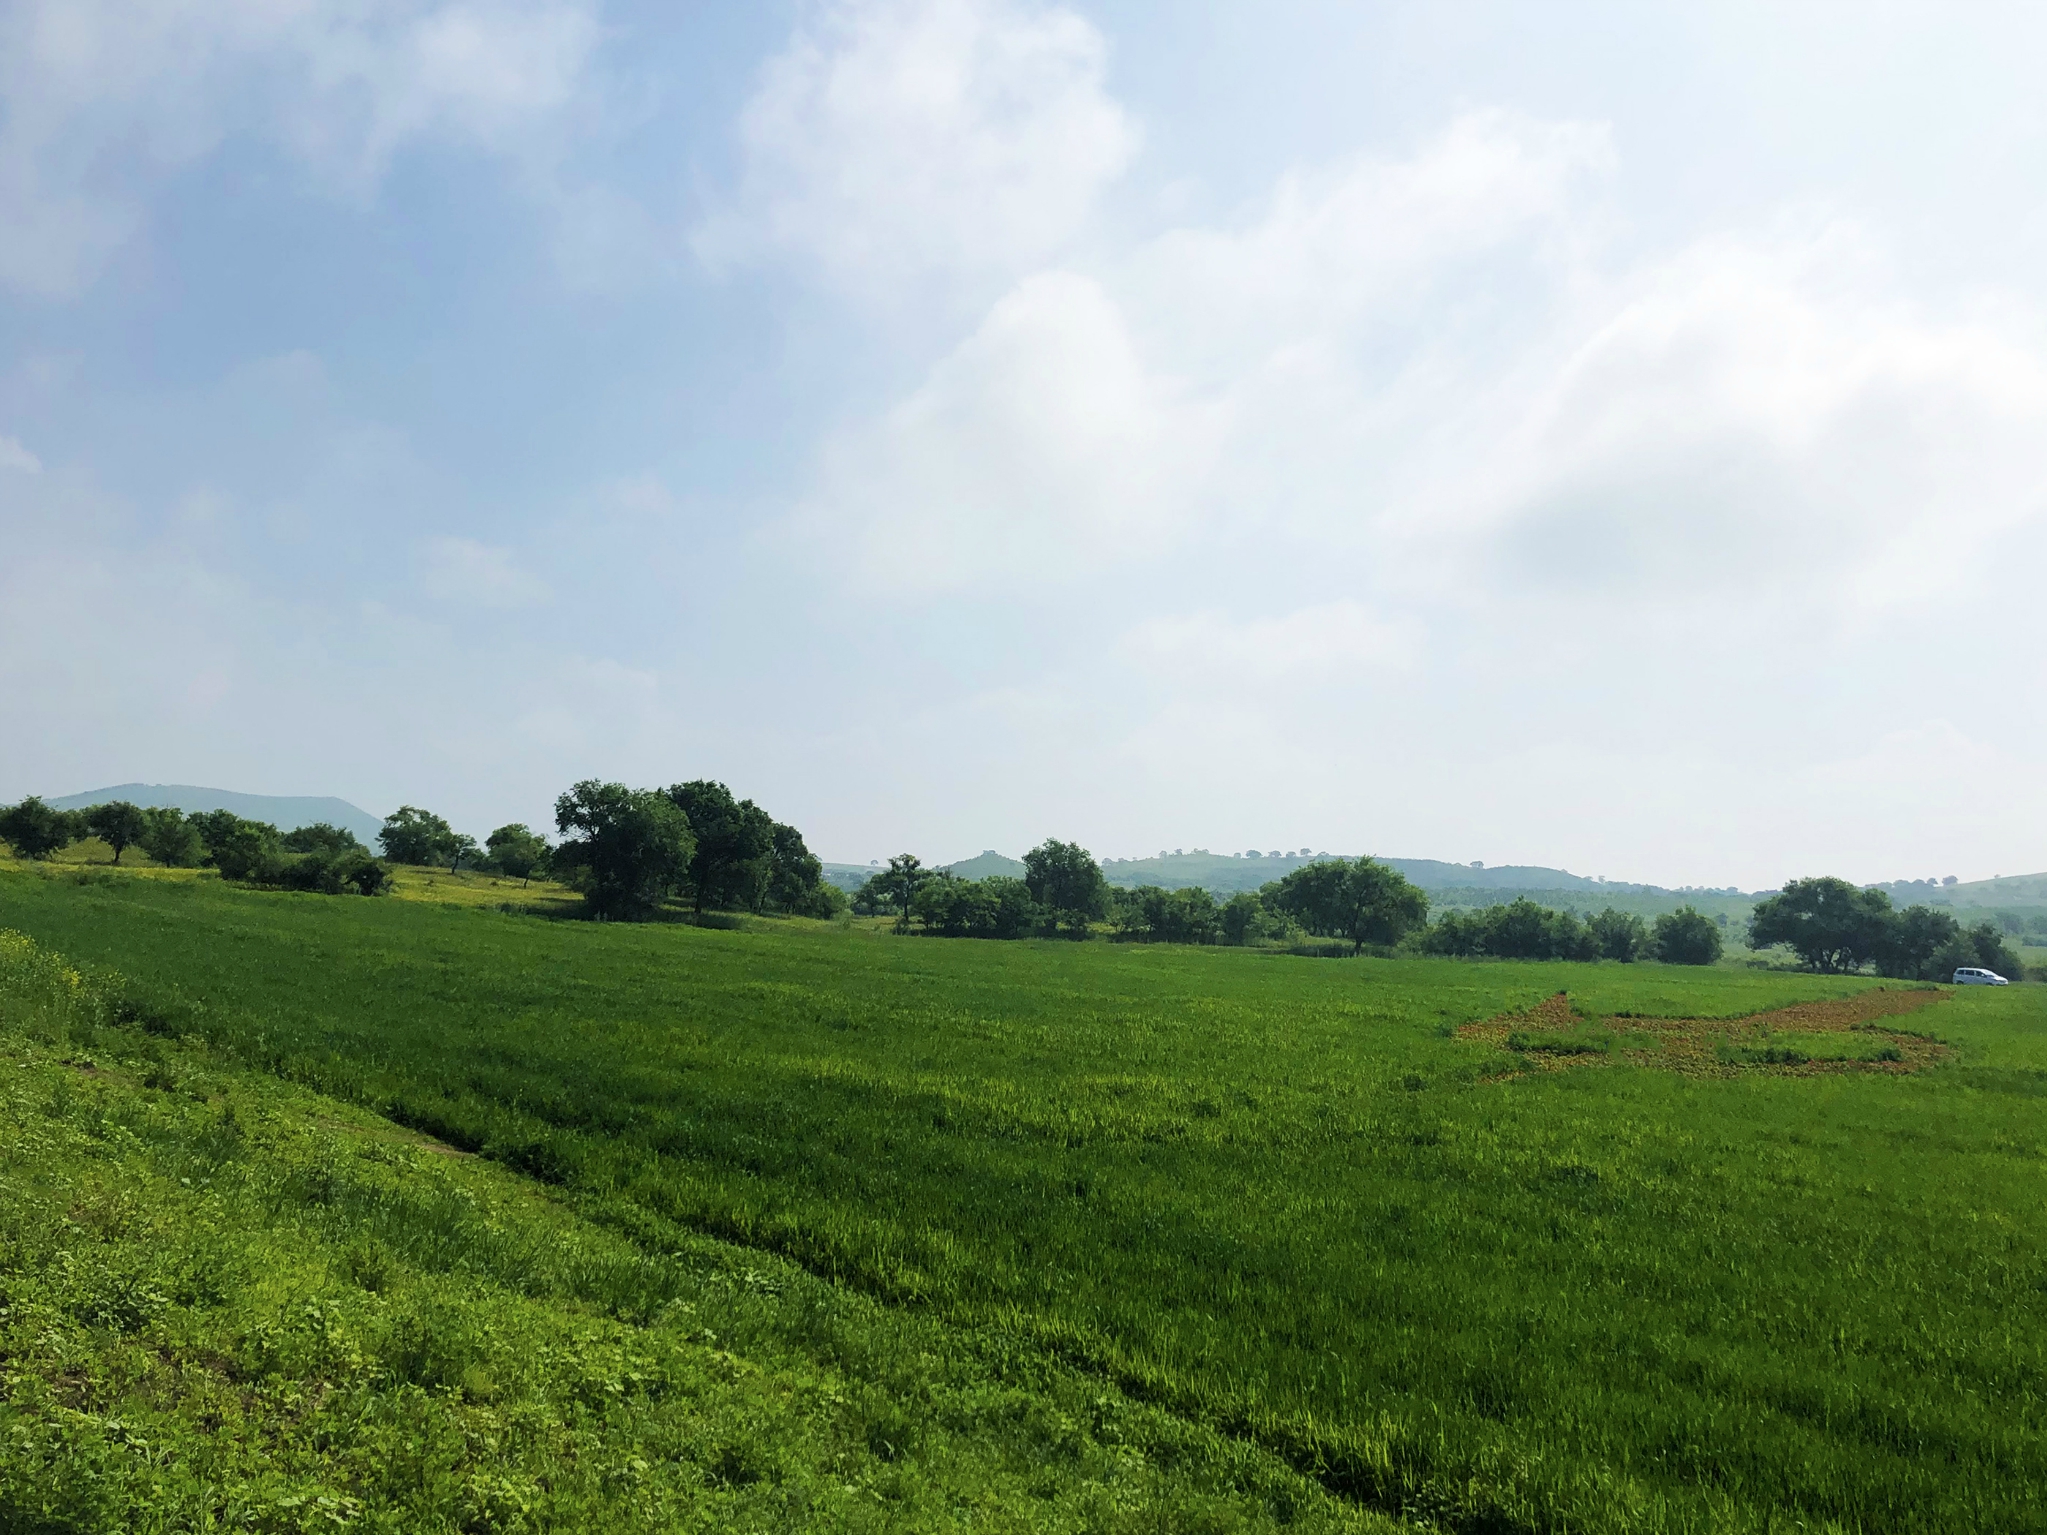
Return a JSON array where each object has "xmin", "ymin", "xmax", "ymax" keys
[{"xmin": 1953, "ymin": 966, "xmax": 2009, "ymax": 985}]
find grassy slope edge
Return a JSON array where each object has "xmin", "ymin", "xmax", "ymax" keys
[{"xmin": 0, "ymin": 929, "xmax": 1388, "ymax": 1535}]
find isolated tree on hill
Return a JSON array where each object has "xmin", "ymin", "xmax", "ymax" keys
[
  {"xmin": 379, "ymin": 806, "xmax": 458, "ymax": 867},
  {"xmin": 553, "ymin": 780, "xmax": 695, "ymax": 921},
  {"xmin": 0, "ymin": 797, "xmax": 80, "ymax": 861},
  {"xmin": 138, "ymin": 806, "xmax": 204, "ymax": 868},
  {"xmin": 485, "ymin": 824, "xmax": 550, "ymax": 886},
  {"xmin": 861, "ymin": 854, "xmax": 934, "ymax": 931},
  {"xmin": 82, "ymin": 800, "xmax": 147, "ymax": 863},
  {"xmin": 1268, "ymin": 857, "xmax": 1429, "ymax": 955},
  {"xmin": 1587, "ymin": 908, "xmax": 1647, "ymax": 962},
  {"xmin": 1023, "ymin": 840, "xmax": 1109, "ymax": 938},
  {"xmin": 1654, "ymin": 906, "xmax": 1723, "ymax": 966},
  {"xmin": 281, "ymin": 823, "xmax": 364, "ymax": 855},
  {"xmin": 1749, "ymin": 877, "xmax": 1892, "ymax": 972}
]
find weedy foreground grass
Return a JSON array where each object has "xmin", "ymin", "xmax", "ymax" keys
[
  {"xmin": 1, "ymin": 868, "xmax": 2044, "ymax": 1531},
  {"xmin": 0, "ymin": 928, "xmax": 1386, "ymax": 1534}
]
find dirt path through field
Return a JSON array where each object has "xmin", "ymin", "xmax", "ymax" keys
[{"xmin": 1459, "ymin": 985, "xmax": 1950, "ymax": 1078}]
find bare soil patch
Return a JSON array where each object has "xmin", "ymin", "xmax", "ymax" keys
[{"xmin": 1460, "ymin": 986, "xmax": 1950, "ymax": 1078}]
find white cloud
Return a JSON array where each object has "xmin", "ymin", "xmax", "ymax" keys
[
  {"xmin": 0, "ymin": 436, "xmax": 42, "ymax": 473},
  {"xmin": 1480, "ymin": 228, "xmax": 2047, "ymax": 607},
  {"xmin": 794, "ymin": 108, "xmax": 2047, "ymax": 628},
  {"xmin": 0, "ymin": 0, "xmax": 602, "ymax": 297},
  {"xmin": 698, "ymin": 0, "xmax": 1138, "ymax": 296},
  {"xmin": 805, "ymin": 269, "xmax": 1204, "ymax": 588},
  {"xmin": 802, "ymin": 109, "xmax": 1609, "ymax": 590},
  {"xmin": 418, "ymin": 535, "xmax": 551, "ymax": 608}
]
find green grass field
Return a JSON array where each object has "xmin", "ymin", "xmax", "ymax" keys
[{"xmin": 2, "ymin": 863, "xmax": 2043, "ymax": 1531}]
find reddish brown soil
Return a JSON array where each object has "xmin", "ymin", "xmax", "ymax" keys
[{"xmin": 1458, "ymin": 986, "xmax": 1950, "ymax": 1078}]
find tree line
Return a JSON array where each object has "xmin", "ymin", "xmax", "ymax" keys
[
  {"xmin": 0, "ymin": 796, "xmax": 393, "ymax": 893},
  {"xmin": 1748, "ymin": 877, "xmax": 2023, "ymax": 980},
  {"xmin": 5, "ymin": 791, "xmax": 2028, "ymax": 976},
  {"xmin": 0, "ymin": 779, "xmax": 839, "ymax": 923},
  {"xmin": 850, "ymin": 846, "xmax": 1731, "ymax": 962}
]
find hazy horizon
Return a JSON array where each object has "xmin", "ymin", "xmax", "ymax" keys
[{"xmin": 6, "ymin": 1, "xmax": 2046, "ymax": 890}]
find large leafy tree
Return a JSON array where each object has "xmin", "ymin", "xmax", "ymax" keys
[
  {"xmin": 1653, "ymin": 905, "xmax": 1723, "ymax": 965},
  {"xmin": 859, "ymin": 854, "xmax": 933, "ymax": 931},
  {"xmin": 1749, "ymin": 877, "xmax": 1893, "ymax": 972},
  {"xmin": 553, "ymin": 781, "xmax": 695, "ymax": 921},
  {"xmin": 281, "ymin": 823, "xmax": 364, "ymax": 855},
  {"xmin": 191, "ymin": 812, "xmax": 283, "ymax": 882},
  {"xmin": 138, "ymin": 807, "xmax": 204, "ymax": 868},
  {"xmin": 1875, "ymin": 906, "xmax": 1964, "ymax": 980},
  {"xmin": 1587, "ymin": 907, "xmax": 1647, "ymax": 962},
  {"xmin": 765, "ymin": 820, "xmax": 834, "ymax": 916},
  {"xmin": 1268, "ymin": 857, "xmax": 1429, "ymax": 955},
  {"xmin": 666, "ymin": 781, "xmax": 775, "ymax": 915},
  {"xmin": 83, "ymin": 801, "xmax": 148, "ymax": 864},
  {"xmin": 485, "ymin": 824, "xmax": 551, "ymax": 886},
  {"xmin": 378, "ymin": 806, "xmax": 458, "ymax": 867},
  {"xmin": 0, "ymin": 797, "xmax": 80, "ymax": 861},
  {"xmin": 1022, "ymin": 840, "xmax": 1109, "ymax": 938}
]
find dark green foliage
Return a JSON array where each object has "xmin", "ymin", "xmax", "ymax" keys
[
  {"xmin": 188, "ymin": 813, "xmax": 385, "ymax": 895},
  {"xmin": 1111, "ymin": 884, "xmax": 1222, "ymax": 944},
  {"xmin": 1267, "ymin": 858, "xmax": 1430, "ymax": 954},
  {"xmin": 484, "ymin": 823, "xmax": 550, "ymax": 885},
  {"xmin": 377, "ymin": 805, "xmax": 458, "ymax": 867},
  {"xmin": 280, "ymin": 821, "xmax": 365, "ymax": 855},
  {"xmin": 272, "ymin": 847, "xmax": 392, "ymax": 896},
  {"xmin": 552, "ymin": 781, "xmax": 695, "ymax": 921},
  {"xmin": 1425, "ymin": 898, "xmax": 1598, "ymax": 960},
  {"xmin": 1938, "ymin": 921, "xmax": 2025, "ymax": 982},
  {"xmin": 1750, "ymin": 877, "xmax": 1894, "ymax": 972},
  {"xmin": 1022, "ymin": 839, "xmax": 1109, "ymax": 937},
  {"xmin": 1220, "ymin": 890, "xmax": 1273, "ymax": 945},
  {"xmin": 82, "ymin": 800, "xmax": 148, "ymax": 863},
  {"xmin": 137, "ymin": 806, "xmax": 204, "ymax": 868},
  {"xmin": 0, "ymin": 797, "xmax": 81, "ymax": 860},
  {"xmin": 5, "ymin": 877, "xmax": 2044, "ymax": 1534},
  {"xmin": 1587, "ymin": 907, "xmax": 1648, "ymax": 962},
  {"xmin": 665, "ymin": 780, "xmax": 771, "ymax": 913},
  {"xmin": 909, "ymin": 873, "xmax": 1041, "ymax": 937},
  {"xmin": 764, "ymin": 819, "xmax": 836, "ymax": 916},
  {"xmin": 190, "ymin": 810, "xmax": 283, "ymax": 881},
  {"xmin": 445, "ymin": 831, "xmax": 482, "ymax": 873},
  {"xmin": 1652, "ymin": 905, "xmax": 1724, "ymax": 965},
  {"xmin": 1876, "ymin": 905, "xmax": 1965, "ymax": 980}
]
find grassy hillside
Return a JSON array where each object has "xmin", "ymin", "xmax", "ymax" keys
[
  {"xmin": 0, "ymin": 926, "xmax": 1380, "ymax": 1534},
  {"xmin": 1, "ymin": 866, "xmax": 2042, "ymax": 1531}
]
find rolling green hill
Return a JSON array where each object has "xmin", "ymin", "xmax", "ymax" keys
[{"xmin": 2, "ymin": 864, "xmax": 2041, "ymax": 1531}]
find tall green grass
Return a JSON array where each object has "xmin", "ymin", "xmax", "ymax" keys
[
  {"xmin": 0, "ymin": 927, "xmax": 1384, "ymax": 1534},
  {"xmin": 2, "ymin": 868, "xmax": 2043, "ymax": 1531}
]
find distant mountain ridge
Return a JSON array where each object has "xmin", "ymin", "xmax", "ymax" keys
[{"xmin": 51, "ymin": 784, "xmax": 386, "ymax": 844}]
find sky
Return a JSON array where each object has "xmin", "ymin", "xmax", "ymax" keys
[{"xmin": 3, "ymin": 0, "xmax": 2045, "ymax": 889}]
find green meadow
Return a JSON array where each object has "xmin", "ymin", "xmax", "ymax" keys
[{"xmin": 3, "ymin": 864, "xmax": 2044, "ymax": 1531}]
